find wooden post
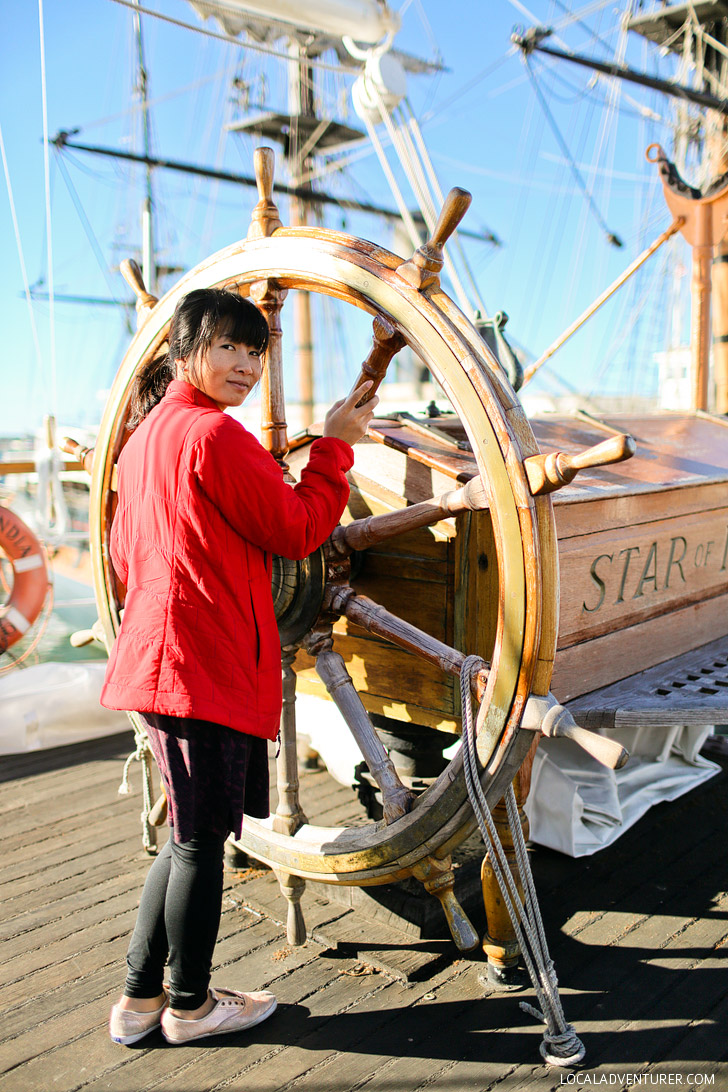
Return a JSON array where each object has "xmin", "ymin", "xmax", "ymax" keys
[
  {"xmin": 523, "ymin": 433, "xmax": 635, "ymax": 496},
  {"xmin": 691, "ymin": 203, "xmax": 712, "ymax": 412},
  {"xmin": 480, "ymin": 797, "xmax": 525, "ymax": 983},
  {"xmin": 712, "ymin": 245, "xmax": 728, "ymax": 413},
  {"xmin": 289, "ymin": 42, "xmax": 315, "ymax": 428},
  {"xmin": 327, "ymin": 587, "xmax": 491, "ymax": 703},
  {"xmin": 272, "ymin": 646, "xmax": 307, "ymax": 946},
  {"xmin": 647, "ymin": 143, "xmax": 728, "ymax": 412},
  {"xmin": 247, "ymin": 148, "xmax": 291, "ymax": 469},
  {"xmin": 251, "ymin": 278, "xmax": 290, "ymax": 468},
  {"xmin": 480, "ymin": 736, "xmax": 538, "ymax": 987},
  {"xmin": 274, "ymin": 647, "xmax": 307, "ymax": 837},
  {"xmin": 706, "ymin": 91, "xmax": 728, "ymax": 413}
]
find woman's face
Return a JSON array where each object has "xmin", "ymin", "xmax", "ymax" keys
[{"xmin": 177, "ymin": 334, "xmax": 263, "ymax": 409}]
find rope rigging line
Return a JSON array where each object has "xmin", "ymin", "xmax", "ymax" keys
[
  {"xmin": 561, "ymin": 84, "xmax": 603, "ymax": 318},
  {"xmin": 549, "ymin": 0, "xmax": 617, "ymax": 40},
  {"xmin": 536, "ymin": 65, "xmax": 601, "ymax": 106},
  {"xmin": 70, "ymin": 69, "xmax": 230, "ymax": 135},
  {"xmin": 37, "ymin": 0, "xmax": 58, "ymax": 419},
  {"xmin": 582, "ymin": 2, "xmax": 632, "ymax": 270},
  {"xmin": 358, "ymin": 106, "xmax": 421, "ymax": 246},
  {"xmin": 532, "ymin": 33, "xmax": 664, "ymax": 122},
  {"xmin": 587, "ymin": 194, "xmax": 669, "ymax": 397},
  {"xmin": 409, "ymin": 0, "xmax": 442, "ymax": 70},
  {"xmin": 181, "ymin": 42, "xmax": 237, "ymax": 257},
  {"xmin": 459, "ymin": 657, "xmax": 585, "ymax": 1068},
  {"xmin": 403, "ymin": 105, "xmax": 489, "ymax": 314},
  {"xmin": 106, "ymin": 0, "xmax": 356, "ymax": 77},
  {"xmin": 367, "ymin": 81, "xmax": 485, "ymax": 317},
  {"xmin": 524, "ymin": 54, "xmax": 622, "ymax": 248},
  {"xmin": 0, "ymin": 122, "xmax": 45, "ymax": 375},
  {"xmin": 421, "ymin": 53, "xmax": 512, "ymax": 126},
  {"xmin": 518, "ymin": 78, "xmax": 589, "ymax": 350},
  {"xmin": 199, "ymin": 46, "xmax": 240, "ymax": 262},
  {"xmin": 53, "ymin": 151, "xmax": 126, "ymax": 305}
]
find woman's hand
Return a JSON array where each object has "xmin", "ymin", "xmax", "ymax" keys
[{"xmin": 323, "ymin": 381, "xmax": 379, "ymax": 446}]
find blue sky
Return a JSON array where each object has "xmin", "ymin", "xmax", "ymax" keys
[{"xmin": 1, "ymin": 1, "xmax": 686, "ymax": 436}]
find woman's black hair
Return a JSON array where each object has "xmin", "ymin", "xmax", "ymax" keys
[{"xmin": 127, "ymin": 288, "xmax": 270, "ymax": 429}]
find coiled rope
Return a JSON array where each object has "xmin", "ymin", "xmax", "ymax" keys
[
  {"xmin": 460, "ymin": 655, "xmax": 585, "ymax": 1068},
  {"xmin": 118, "ymin": 713, "xmax": 157, "ymax": 854}
]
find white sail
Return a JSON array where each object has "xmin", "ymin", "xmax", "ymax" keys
[{"xmin": 188, "ymin": 0, "xmax": 400, "ymax": 44}]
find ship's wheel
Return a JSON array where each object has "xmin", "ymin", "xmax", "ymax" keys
[{"xmin": 89, "ymin": 149, "xmax": 560, "ymax": 950}]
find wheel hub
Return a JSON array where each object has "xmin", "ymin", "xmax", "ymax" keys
[{"xmin": 271, "ymin": 547, "xmax": 327, "ymax": 647}]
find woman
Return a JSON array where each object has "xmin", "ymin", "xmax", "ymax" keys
[{"xmin": 103, "ymin": 287, "xmax": 376, "ymax": 1045}]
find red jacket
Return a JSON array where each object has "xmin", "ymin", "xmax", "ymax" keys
[{"xmin": 100, "ymin": 380, "xmax": 353, "ymax": 740}]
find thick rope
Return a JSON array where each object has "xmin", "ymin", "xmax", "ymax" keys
[
  {"xmin": 371, "ymin": 84, "xmax": 476, "ymax": 316},
  {"xmin": 118, "ymin": 713, "xmax": 157, "ymax": 854},
  {"xmin": 460, "ymin": 656, "xmax": 585, "ymax": 1067}
]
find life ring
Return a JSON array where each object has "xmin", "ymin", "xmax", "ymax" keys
[{"xmin": 0, "ymin": 506, "xmax": 50, "ymax": 654}]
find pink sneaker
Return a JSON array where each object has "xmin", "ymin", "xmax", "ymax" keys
[
  {"xmin": 161, "ymin": 987, "xmax": 277, "ymax": 1044},
  {"xmin": 109, "ymin": 997, "xmax": 167, "ymax": 1045}
]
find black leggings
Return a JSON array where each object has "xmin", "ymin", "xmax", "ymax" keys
[{"xmin": 124, "ymin": 829, "xmax": 227, "ymax": 1010}]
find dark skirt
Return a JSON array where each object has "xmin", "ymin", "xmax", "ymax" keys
[{"xmin": 140, "ymin": 712, "xmax": 270, "ymax": 845}]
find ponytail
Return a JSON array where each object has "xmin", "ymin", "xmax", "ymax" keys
[{"xmin": 127, "ymin": 351, "xmax": 174, "ymax": 430}]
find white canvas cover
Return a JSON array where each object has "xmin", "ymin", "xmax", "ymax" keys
[
  {"xmin": 524, "ymin": 724, "xmax": 720, "ymax": 857},
  {"xmin": 0, "ymin": 662, "xmax": 128, "ymax": 754}
]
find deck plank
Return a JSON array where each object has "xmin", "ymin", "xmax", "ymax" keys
[{"xmin": 1, "ymin": 739, "xmax": 726, "ymax": 1091}]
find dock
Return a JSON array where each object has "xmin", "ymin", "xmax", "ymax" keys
[{"xmin": 1, "ymin": 730, "xmax": 727, "ymax": 1090}]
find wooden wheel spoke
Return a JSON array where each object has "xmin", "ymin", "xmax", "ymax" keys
[
  {"xmin": 349, "ymin": 314, "xmax": 405, "ymax": 407},
  {"xmin": 327, "ymin": 588, "xmax": 489, "ymax": 702},
  {"xmin": 248, "ymin": 148, "xmax": 290, "ymax": 468},
  {"xmin": 330, "ymin": 475, "xmax": 487, "ymax": 555},
  {"xmin": 273, "ymin": 646, "xmax": 307, "ymax": 945},
  {"xmin": 305, "ymin": 626, "xmax": 414, "ymax": 824}
]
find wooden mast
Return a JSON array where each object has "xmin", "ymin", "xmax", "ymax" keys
[
  {"xmin": 132, "ymin": 0, "xmax": 156, "ymax": 296},
  {"xmin": 706, "ymin": 35, "xmax": 728, "ymax": 414},
  {"xmin": 288, "ymin": 42, "xmax": 316, "ymax": 428},
  {"xmin": 647, "ymin": 142, "xmax": 728, "ymax": 413}
]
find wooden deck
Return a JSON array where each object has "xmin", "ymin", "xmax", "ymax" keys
[{"xmin": 2, "ymin": 730, "xmax": 727, "ymax": 1091}]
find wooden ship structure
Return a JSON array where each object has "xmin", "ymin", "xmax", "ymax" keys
[
  {"xmin": 7, "ymin": 0, "xmax": 728, "ymax": 999},
  {"xmin": 50, "ymin": 117, "xmax": 722, "ymax": 995}
]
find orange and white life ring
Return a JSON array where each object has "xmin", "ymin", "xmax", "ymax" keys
[{"xmin": 0, "ymin": 505, "xmax": 50, "ymax": 654}]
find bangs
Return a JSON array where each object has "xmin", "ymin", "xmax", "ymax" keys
[
  {"xmin": 215, "ymin": 295, "xmax": 270, "ymax": 354},
  {"xmin": 189, "ymin": 290, "xmax": 270, "ymax": 357}
]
